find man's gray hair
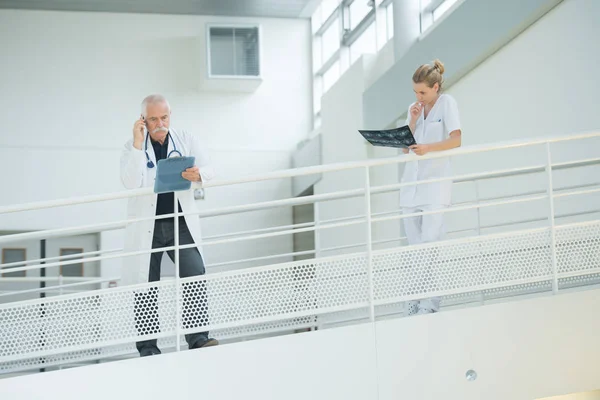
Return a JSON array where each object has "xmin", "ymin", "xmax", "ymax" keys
[{"xmin": 141, "ymin": 94, "xmax": 171, "ymax": 118}]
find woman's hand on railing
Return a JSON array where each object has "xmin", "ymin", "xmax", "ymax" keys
[{"xmin": 409, "ymin": 144, "xmax": 432, "ymax": 156}]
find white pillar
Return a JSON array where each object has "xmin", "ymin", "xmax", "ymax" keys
[{"xmin": 392, "ymin": 0, "xmax": 421, "ymax": 60}]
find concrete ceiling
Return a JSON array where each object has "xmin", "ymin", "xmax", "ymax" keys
[{"xmin": 0, "ymin": 0, "xmax": 318, "ymax": 18}]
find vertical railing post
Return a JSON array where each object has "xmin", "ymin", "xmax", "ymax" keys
[
  {"xmin": 39, "ymin": 239, "xmax": 46, "ymax": 373},
  {"xmin": 364, "ymin": 166, "xmax": 375, "ymax": 322},
  {"xmin": 58, "ymin": 273, "xmax": 63, "ymax": 370},
  {"xmin": 314, "ymin": 201, "xmax": 323, "ymax": 331},
  {"xmin": 314, "ymin": 202, "xmax": 321, "ymax": 259},
  {"xmin": 174, "ymin": 192, "xmax": 181, "ymax": 351},
  {"xmin": 474, "ymin": 181, "xmax": 485, "ymax": 305},
  {"xmin": 474, "ymin": 181, "xmax": 482, "ymax": 237},
  {"xmin": 545, "ymin": 142, "xmax": 559, "ymax": 294}
]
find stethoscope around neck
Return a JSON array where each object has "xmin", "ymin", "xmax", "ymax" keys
[{"xmin": 144, "ymin": 131, "xmax": 182, "ymax": 168}]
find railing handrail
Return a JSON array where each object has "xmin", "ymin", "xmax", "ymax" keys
[
  {"xmin": 1, "ymin": 131, "xmax": 598, "ymax": 217},
  {"xmin": 197, "ymin": 130, "xmax": 600, "ymax": 188},
  {"xmin": 2, "ymin": 155, "xmax": 598, "ymax": 250}
]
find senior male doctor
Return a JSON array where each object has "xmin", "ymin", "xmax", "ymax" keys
[{"xmin": 120, "ymin": 94, "xmax": 217, "ymax": 357}]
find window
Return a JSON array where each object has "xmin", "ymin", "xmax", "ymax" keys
[
  {"xmin": 321, "ymin": 17, "xmax": 341, "ymax": 63},
  {"xmin": 350, "ymin": 22, "xmax": 376, "ymax": 64},
  {"xmin": 313, "ymin": 113, "xmax": 322, "ymax": 129},
  {"xmin": 321, "ymin": 0, "xmax": 341, "ymax": 20},
  {"xmin": 421, "ymin": 0, "xmax": 461, "ymax": 33},
  {"xmin": 311, "ymin": 0, "xmax": 392, "ymax": 129},
  {"xmin": 323, "ymin": 60, "xmax": 340, "ymax": 92},
  {"xmin": 312, "ymin": 10, "xmax": 323, "ymax": 34},
  {"xmin": 313, "ymin": 79, "xmax": 323, "ymax": 115},
  {"xmin": 313, "ymin": 37, "xmax": 322, "ymax": 72},
  {"xmin": 349, "ymin": 0, "xmax": 373, "ymax": 29},
  {"xmin": 1, "ymin": 248, "xmax": 26, "ymax": 277},
  {"xmin": 208, "ymin": 26, "xmax": 260, "ymax": 77},
  {"xmin": 386, "ymin": 2, "xmax": 394, "ymax": 40},
  {"xmin": 433, "ymin": 0, "xmax": 459, "ymax": 21},
  {"xmin": 60, "ymin": 248, "xmax": 84, "ymax": 277},
  {"xmin": 312, "ymin": 2, "xmax": 343, "ymax": 129}
]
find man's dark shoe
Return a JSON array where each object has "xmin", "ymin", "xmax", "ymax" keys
[
  {"xmin": 139, "ymin": 346, "xmax": 162, "ymax": 357},
  {"xmin": 191, "ymin": 338, "xmax": 219, "ymax": 349}
]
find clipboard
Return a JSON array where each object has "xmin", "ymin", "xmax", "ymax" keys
[
  {"xmin": 358, "ymin": 125, "xmax": 417, "ymax": 149},
  {"xmin": 153, "ymin": 156, "xmax": 196, "ymax": 194}
]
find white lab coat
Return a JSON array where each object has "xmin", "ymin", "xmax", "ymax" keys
[
  {"xmin": 119, "ymin": 128, "xmax": 215, "ymax": 286},
  {"xmin": 400, "ymin": 94, "xmax": 461, "ymax": 208}
]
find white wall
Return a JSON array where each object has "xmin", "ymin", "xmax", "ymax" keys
[
  {"xmin": 375, "ymin": 288, "xmax": 600, "ymax": 400},
  {"xmin": 447, "ymin": 0, "xmax": 599, "ymax": 146},
  {"xmin": 1, "ymin": 288, "xmax": 599, "ymax": 399},
  {"xmin": 540, "ymin": 392, "xmax": 600, "ymax": 400},
  {"xmin": 0, "ymin": 321, "xmax": 379, "ymax": 400},
  {"xmin": 445, "ymin": 0, "xmax": 600, "ymax": 233},
  {"xmin": 0, "ymin": 9, "xmax": 312, "ymax": 274}
]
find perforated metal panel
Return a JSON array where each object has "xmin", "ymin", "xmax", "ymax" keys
[
  {"xmin": 373, "ymin": 228, "xmax": 553, "ymax": 304},
  {"xmin": 0, "ymin": 280, "xmax": 177, "ymax": 362},
  {"xmin": 0, "ymin": 254, "xmax": 368, "ymax": 366},
  {"xmin": 2, "ymin": 221, "xmax": 600, "ymax": 375},
  {"xmin": 556, "ymin": 221, "xmax": 600, "ymax": 276}
]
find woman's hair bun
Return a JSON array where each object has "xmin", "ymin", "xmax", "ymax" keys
[{"xmin": 432, "ymin": 59, "xmax": 445, "ymax": 75}]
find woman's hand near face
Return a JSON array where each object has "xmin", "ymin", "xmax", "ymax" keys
[{"xmin": 409, "ymin": 102, "xmax": 423, "ymax": 123}]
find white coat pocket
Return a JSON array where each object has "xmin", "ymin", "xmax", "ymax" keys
[{"xmin": 423, "ymin": 120, "xmax": 443, "ymax": 143}]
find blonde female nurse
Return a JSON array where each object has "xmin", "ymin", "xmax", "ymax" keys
[{"xmin": 400, "ymin": 59, "xmax": 462, "ymax": 315}]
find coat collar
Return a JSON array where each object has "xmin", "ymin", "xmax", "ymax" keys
[{"xmin": 145, "ymin": 128, "xmax": 181, "ymax": 166}]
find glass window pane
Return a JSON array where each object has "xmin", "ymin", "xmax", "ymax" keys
[
  {"xmin": 321, "ymin": 0, "xmax": 340, "ymax": 21},
  {"xmin": 340, "ymin": 51, "xmax": 350, "ymax": 76},
  {"xmin": 350, "ymin": 0, "xmax": 372, "ymax": 29},
  {"xmin": 209, "ymin": 28, "xmax": 235, "ymax": 76},
  {"xmin": 314, "ymin": 114, "xmax": 322, "ymax": 129},
  {"xmin": 322, "ymin": 17, "xmax": 340, "ymax": 63},
  {"xmin": 235, "ymin": 28, "xmax": 260, "ymax": 76},
  {"xmin": 311, "ymin": 5, "xmax": 322, "ymax": 34},
  {"xmin": 323, "ymin": 60, "xmax": 340, "ymax": 92},
  {"xmin": 313, "ymin": 79, "xmax": 323, "ymax": 115},
  {"xmin": 1, "ymin": 249, "xmax": 26, "ymax": 277},
  {"xmin": 420, "ymin": 0, "xmax": 432, "ymax": 11},
  {"xmin": 209, "ymin": 27, "xmax": 259, "ymax": 77},
  {"xmin": 433, "ymin": 0, "xmax": 459, "ymax": 21},
  {"xmin": 421, "ymin": 12, "xmax": 434, "ymax": 32},
  {"xmin": 350, "ymin": 22, "xmax": 376, "ymax": 64},
  {"xmin": 313, "ymin": 37, "xmax": 322, "ymax": 71},
  {"xmin": 386, "ymin": 3, "xmax": 394, "ymax": 41},
  {"xmin": 60, "ymin": 248, "xmax": 83, "ymax": 277}
]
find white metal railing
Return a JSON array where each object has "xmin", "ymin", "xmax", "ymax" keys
[{"xmin": 0, "ymin": 131, "xmax": 599, "ymax": 374}]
